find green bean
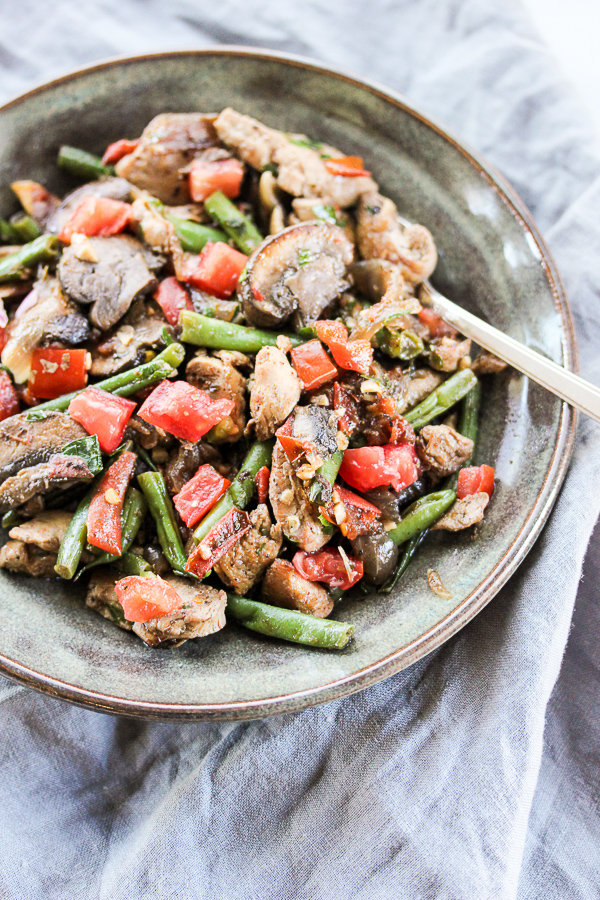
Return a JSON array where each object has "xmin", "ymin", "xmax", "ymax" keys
[
  {"xmin": 54, "ymin": 489, "xmax": 95, "ymax": 579},
  {"xmin": 446, "ymin": 379, "xmax": 482, "ymax": 490},
  {"xmin": 0, "ymin": 219, "xmax": 18, "ymax": 243},
  {"xmin": 27, "ymin": 342, "xmax": 185, "ymax": 417},
  {"xmin": 57, "ymin": 145, "xmax": 115, "ymax": 180},
  {"xmin": 0, "ymin": 234, "xmax": 59, "ymax": 283},
  {"xmin": 164, "ymin": 213, "xmax": 227, "ymax": 253},
  {"xmin": 179, "ymin": 310, "xmax": 303, "ymax": 353},
  {"xmin": 8, "ymin": 213, "xmax": 41, "ymax": 243},
  {"xmin": 1, "ymin": 510, "xmax": 22, "ymax": 530},
  {"xmin": 204, "ymin": 191, "xmax": 263, "ymax": 255},
  {"xmin": 378, "ymin": 328, "xmax": 424, "ymax": 360},
  {"xmin": 137, "ymin": 471, "xmax": 188, "ymax": 574},
  {"xmin": 380, "ymin": 528, "xmax": 430, "ymax": 594},
  {"xmin": 226, "ymin": 594, "xmax": 354, "ymax": 649},
  {"xmin": 404, "ymin": 369, "xmax": 478, "ymax": 430},
  {"xmin": 387, "ymin": 490, "xmax": 456, "ymax": 546},
  {"xmin": 134, "ymin": 444, "xmax": 158, "ymax": 472},
  {"xmin": 116, "ymin": 552, "xmax": 154, "ymax": 577},
  {"xmin": 193, "ymin": 439, "xmax": 274, "ymax": 543},
  {"xmin": 309, "ymin": 449, "xmax": 343, "ymax": 502},
  {"xmin": 75, "ymin": 488, "xmax": 147, "ymax": 578}
]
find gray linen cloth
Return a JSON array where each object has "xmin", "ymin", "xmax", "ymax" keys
[{"xmin": 0, "ymin": 1, "xmax": 599, "ymax": 897}]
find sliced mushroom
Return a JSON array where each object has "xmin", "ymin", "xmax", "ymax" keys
[
  {"xmin": 0, "ymin": 411, "xmax": 87, "ymax": 483},
  {"xmin": 238, "ymin": 221, "xmax": 353, "ymax": 329},
  {"xmin": 115, "ymin": 113, "xmax": 219, "ymax": 204},
  {"xmin": 58, "ymin": 234, "xmax": 163, "ymax": 331},
  {"xmin": 47, "ymin": 177, "xmax": 133, "ymax": 236},
  {"xmin": 90, "ymin": 297, "xmax": 166, "ymax": 377},
  {"xmin": 350, "ymin": 527, "xmax": 399, "ymax": 586}
]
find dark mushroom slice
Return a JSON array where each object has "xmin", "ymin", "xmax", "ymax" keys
[
  {"xmin": 363, "ymin": 478, "xmax": 429, "ymax": 521},
  {"xmin": 350, "ymin": 526, "xmax": 399, "ymax": 586},
  {"xmin": 115, "ymin": 113, "xmax": 219, "ymax": 204},
  {"xmin": 1, "ymin": 277, "xmax": 91, "ymax": 383},
  {"xmin": 238, "ymin": 221, "xmax": 354, "ymax": 329},
  {"xmin": 47, "ymin": 177, "xmax": 134, "ymax": 236},
  {"xmin": 58, "ymin": 234, "xmax": 164, "ymax": 331},
  {"xmin": 292, "ymin": 405, "xmax": 339, "ymax": 458},
  {"xmin": 0, "ymin": 454, "xmax": 93, "ymax": 514},
  {"xmin": 89, "ymin": 298, "xmax": 166, "ymax": 377},
  {"xmin": 0, "ymin": 411, "xmax": 87, "ymax": 482}
]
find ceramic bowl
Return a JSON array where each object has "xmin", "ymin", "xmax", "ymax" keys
[{"xmin": 0, "ymin": 49, "xmax": 576, "ymax": 719}]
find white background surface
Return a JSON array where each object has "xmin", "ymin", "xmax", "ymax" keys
[{"xmin": 523, "ymin": 0, "xmax": 600, "ymax": 136}]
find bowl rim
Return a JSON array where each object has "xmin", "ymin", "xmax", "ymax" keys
[{"xmin": 0, "ymin": 46, "xmax": 577, "ymax": 720}]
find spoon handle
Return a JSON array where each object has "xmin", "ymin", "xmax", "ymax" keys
[{"xmin": 424, "ymin": 285, "xmax": 595, "ymax": 422}]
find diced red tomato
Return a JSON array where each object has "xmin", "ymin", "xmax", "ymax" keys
[
  {"xmin": 86, "ymin": 450, "xmax": 136, "ymax": 555},
  {"xmin": 290, "ymin": 340, "xmax": 338, "ymax": 391},
  {"xmin": 315, "ymin": 320, "xmax": 372, "ymax": 376},
  {"xmin": 340, "ymin": 444, "xmax": 419, "ymax": 492},
  {"xmin": 255, "ymin": 466, "xmax": 270, "ymax": 505},
  {"xmin": 173, "ymin": 464, "xmax": 231, "ymax": 528},
  {"xmin": 28, "ymin": 347, "xmax": 88, "ymax": 400},
  {"xmin": 154, "ymin": 277, "xmax": 193, "ymax": 326},
  {"xmin": 334, "ymin": 382, "xmax": 360, "ymax": 435},
  {"xmin": 292, "ymin": 547, "xmax": 363, "ymax": 590},
  {"xmin": 320, "ymin": 485, "xmax": 381, "ymax": 540},
  {"xmin": 0, "ymin": 370, "xmax": 19, "ymax": 422},
  {"xmin": 418, "ymin": 308, "xmax": 458, "ymax": 339},
  {"xmin": 324, "ymin": 156, "xmax": 371, "ymax": 178},
  {"xmin": 275, "ymin": 417, "xmax": 305, "ymax": 463},
  {"xmin": 186, "ymin": 507, "xmax": 251, "ymax": 578},
  {"xmin": 138, "ymin": 380, "xmax": 233, "ymax": 442},
  {"xmin": 68, "ymin": 387, "xmax": 135, "ymax": 454},
  {"xmin": 115, "ymin": 575, "xmax": 182, "ymax": 623},
  {"xmin": 183, "ymin": 242, "xmax": 248, "ymax": 299},
  {"xmin": 58, "ymin": 196, "xmax": 133, "ymax": 244},
  {"xmin": 457, "ymin": 465, "xmax": 495, "ymax": 499},
  {"xmin": 189, "ymin": 158, "xmax": 245, "ymax": 202},
  {"xmin": 101, "ymin": 138, "xmax": 140, "ymax": 166}
]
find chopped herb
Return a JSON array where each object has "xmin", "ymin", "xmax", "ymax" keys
[
  {"xmin": 262, "ymin": 163, "xmax": 278, "ymax": 175},
  {"xmin": 26, "ymin": 409, "xmax": 52, "ymax": 421},
  {"xmin": 298, "ymin": 248, "xmax": 312, "ymax": 267},
  {"xmin": 366, "ymin": 205, "xmax": 380, "ymax": 215},
  {"xmin": 287, "ymin": 136, "xmax": 324, "ymax": 151},
  {"xmin": 63, "ymin": 434, "xmax": 103, "ymax": 474},
  {"xmin": 312, "ymin": 204, "xmax": 348, "ymax": 228}
]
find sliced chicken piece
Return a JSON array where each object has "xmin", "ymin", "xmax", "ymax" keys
[
  {"xmin": 1, "ymin": 277, "xmax": 91, "ymax": 383},
  {"xmin": 356, "ymin": 191, "xmax": 437, "ymax": 286},
  {"xmin": 431, "ymin": 492, "xmax": 489, "ymax": 531},
  {"xmin": 8, "ymin": 510, "xmax": 73, "ymax": 552},
  {"xmin": 0, "ymin": 454, "xmax": 93, "ymax": 513},
  {"xmin": 90, "ymin": 297, "xmax": 166, "ymax": 377},
  {"xmin": 186, "ymin": 350, "xmax": 248, "ymax": 443},
  {"xmin": 214, "ymin": 504, "xmax": 282, "ymax": 595},
  {"xmin": 215, "ymin": 108, "xmax": 377, "ymax": 208},
  {"xmin": 0, "ymin": 411, "xmax": 88, "ymax": 483},
  {"xmin": 471, "ymin": 351, "xmax": 508, "ymax": 375},
  {"xmin": 269, "ymin": 441, "xmax": 329, "ymax": 552},
  {"xmin": 0, "ymin": 539, "xmax": 58, "ymax": 578},
  {"xmin": 85, "ymin": 570, "xmax": 133, "ymax": 631},
  {"xmin": 416, "ymin": 425, "xmax": 474, "ymax": 478},
  {"xmin": 429, "ymin": 337, "xmax": 471, "ymax": 373},
  {"xmin": 115, "ymin": 113, "xmax": 219, "ymax": 204},
  {"xmin": 238, "ymin": 221, "xmax": 353, "ymax": 329},
  {"xmin": 131, "ymin": 577, "xmax": 227, "ymax": 648},
  {"xmin": 250, "ymin": 346, "xmax": 302, "ymax": 441},
  {"xmin": 58, "ymin": 234, "xmax": 163, "ymax": 331},
  {"xmin": 261, "ymin": 559, "xmax": 333, "ymax": 618}
]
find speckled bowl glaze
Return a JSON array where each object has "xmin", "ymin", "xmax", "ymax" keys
[{"xmin": 0, "ymin": 49, "xmax": 576, "ymax": 720}]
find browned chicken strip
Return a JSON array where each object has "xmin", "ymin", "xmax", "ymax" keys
[
  {"xmin": 214, "ymin": 504, "xmax": 282, "ymax": 595},
  {"xmin": 261, "ymin": 558, "xmax": 333, "ymax": 618},
  {"xmin": 250, "ymin": 346, "xmax": 302, "ymax": 440}
]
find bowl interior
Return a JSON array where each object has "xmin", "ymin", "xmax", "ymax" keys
[{"xmin": 0, "ymin": 51, "xmax": 574, "ymax": 718}]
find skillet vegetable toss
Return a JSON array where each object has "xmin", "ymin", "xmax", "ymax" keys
[{"xmin": 0, "ymin": 109, "xmax": 504, "ymax": 651}]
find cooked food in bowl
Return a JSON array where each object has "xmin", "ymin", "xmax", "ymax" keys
[{"xmin": 0, "ymin": 108, "xmax": 503, "ymax": 652}]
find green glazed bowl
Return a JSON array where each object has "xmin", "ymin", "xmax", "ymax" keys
[{"xmin": 0, "ymin": 49, "xmax": 576, "ymax": 720}]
